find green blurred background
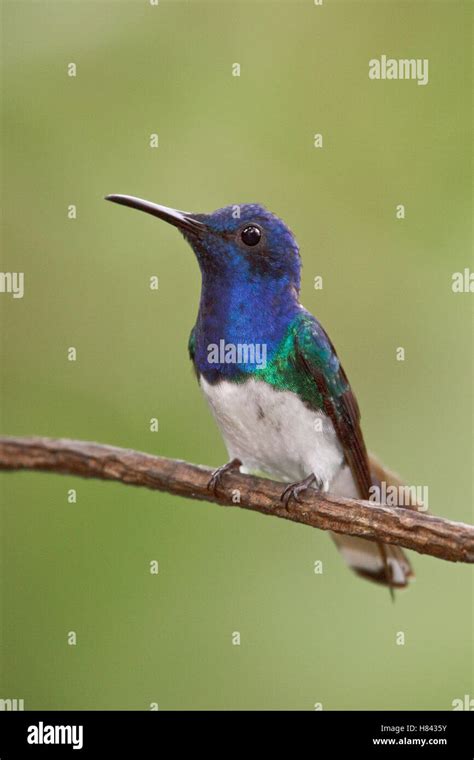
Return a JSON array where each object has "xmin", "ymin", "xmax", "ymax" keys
[{"xmin": 1, "ymin": 0, "xmax": 472, "ymax": 710}]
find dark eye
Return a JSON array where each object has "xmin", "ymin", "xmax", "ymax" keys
[{"xmin": 241, "ymin": 225, "xmax": 261, "ymax": 246}]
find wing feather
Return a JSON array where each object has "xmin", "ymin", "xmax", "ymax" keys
[{"xmin": 294, "ymin": 317, "xmax": 372, "ymax": 499}]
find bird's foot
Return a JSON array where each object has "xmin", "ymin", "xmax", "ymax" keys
[
  {"xmin": 207, "ymin": 458, "xmax": 242, "ymax": 494},
  {"xmin": 280, "ymin": 473, "xmax": 323, "ymax": 510}
]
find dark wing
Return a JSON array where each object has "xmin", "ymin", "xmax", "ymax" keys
[{"xmin": 294, "ymin": 316, "xmax": 372, "ymax": 499}]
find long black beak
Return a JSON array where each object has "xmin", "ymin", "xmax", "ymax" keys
[{"xmin": 105, "ymin": 194, "xmax": 205, "ymax": 235}]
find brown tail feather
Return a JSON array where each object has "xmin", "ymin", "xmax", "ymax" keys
[
  {"xmin": 330, "ymin": 456, "xmax": 418, "ymax": 590},
  {"xmin": 331, "ymin": 533, "xmax": 414, "ymax": 589}
]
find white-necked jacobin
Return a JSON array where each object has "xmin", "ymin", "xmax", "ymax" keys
[{"xmin": 106, "ymin": 194, "xmax": 413, "ymax": 591}]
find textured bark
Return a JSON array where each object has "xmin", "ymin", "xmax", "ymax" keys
[{"xmin": 0, "ymin": 435, "xmax": 472, "ymax": 564}]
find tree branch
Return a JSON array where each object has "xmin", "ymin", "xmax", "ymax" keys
[{"xmin": 0, "ymin": 436, "xmax": 472, "ymax": 564}]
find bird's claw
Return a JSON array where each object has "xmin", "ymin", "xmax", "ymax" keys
[
  {"xmin": 280, "ymin": 473, "xmax": 320, "ymax": 510},
  {"xmin": 207, "ymin": 458, "xmax": 242, "ymax": 494}
]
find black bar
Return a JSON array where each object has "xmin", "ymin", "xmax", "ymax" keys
[{"xmin": 0, "ymin": 710, "xmax": 472, "ymax": 758}]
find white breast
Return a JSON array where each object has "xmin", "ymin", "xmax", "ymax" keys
[{"xmin": 199, "ymin": 376, "xmax": 345, "ymax": 487}]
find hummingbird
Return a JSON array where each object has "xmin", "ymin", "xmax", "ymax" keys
[{"xmin": 106, "ymin": 194, "xmax": 414, "ymax": 591}]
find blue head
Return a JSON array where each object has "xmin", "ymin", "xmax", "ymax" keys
[
  {"xmin": 105, "ymin": 195, "xmax": 304, "ymax": 378},
  {"xmin": 186, "ymin": 203, "xmax": 301, "ymax": 291}
]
